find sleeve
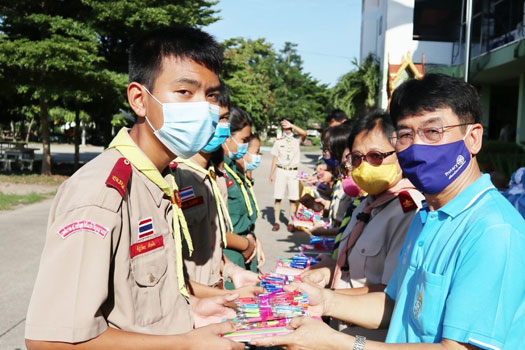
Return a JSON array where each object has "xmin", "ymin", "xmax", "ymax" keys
[
  {"xmin": 442, "ymin": 223, "xmax": 525, "ymax": 349},
  {"xmin": 25, "ymin": 203, "xmax": 120, "ymax": 343},
  {"xmin": 381, "ymin": 205, "xmax": 417, "ymax": 285}
]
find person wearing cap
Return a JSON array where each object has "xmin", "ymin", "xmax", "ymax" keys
[
  {"xmin": 269, "ymin": 119, "xmax": 307, "ymax": 232},
  {"xmin": 25, "ymin": 26, "xmax": 244, "ymax": 350}
]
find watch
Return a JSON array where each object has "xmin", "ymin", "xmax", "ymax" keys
[{"xmin": 353, "ymin": 335, "xmax": 366, "ymax": 350}]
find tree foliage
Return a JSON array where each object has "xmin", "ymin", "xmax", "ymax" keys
[
  {"xmin": 331, "ymin": 54, "xmax": 379, "ymax": 118},
  {"xmin": 0, "ymin": 0, "xmax": 219, "ymax": 174},
  {"xmin": 221, "ymin": 39, "xmax": 330, "ymax": 132}
]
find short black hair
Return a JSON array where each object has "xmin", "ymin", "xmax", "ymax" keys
[
  {"xmin": 348, "ymin": 111, "xmax": 395, "ymax": 151},
  {"xmin": 389, "ymin": 73, "xmax": 481, "ymax": 126},
  {"xmin": 328, "ymin": 123, "xmax": 353, "ymax": 163},
  {"xmin": 325, "ymin": 109, "xmax": 348, "ymax": 124},
  {"xmin": 218, "ymin": 80, "xmax": 231, "ymax": 109},
  {"xmin": 229, "ymin": 105, "xmax": 253, "ymax": 134},
  {"xmin": 129, "ymin": 26, "xmax": 223, "ymax": 90}
]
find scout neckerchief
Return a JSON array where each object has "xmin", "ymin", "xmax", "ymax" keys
[
  {"xmin": 107, "ymin": 127, "xmax": 193, "ymax": 297},
  {"xmin": 331, "ymin": 178, "xmax": 414, "ymax": 288},
  {"xmin": 237, "ymin": 171, "xmax": 260, "ymax": 218},
  {"xmin": 175, "ymin": 157, "xmax": 231, "ymax": 248},
  {"xmin": 223, "ymin": 162, "xmax": 254, "ymax": 217}
]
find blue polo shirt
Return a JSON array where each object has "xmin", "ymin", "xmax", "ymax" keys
[{"xmin": 385, "ymin": 174, "xmax": 525, "ymax": 349}]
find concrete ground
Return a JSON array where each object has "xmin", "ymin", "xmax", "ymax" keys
[{"xmin": 0, "ymin": 143, "xmax": 319, "ymax": 349}]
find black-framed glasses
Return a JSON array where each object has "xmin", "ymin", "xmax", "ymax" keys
[
  {"xmin": 392, "ymin": 123, "xmax": 475, "ymax": 147},
  {"xmin": 348, "ymin": 150, "xmax": 396, "ymax": 167}
]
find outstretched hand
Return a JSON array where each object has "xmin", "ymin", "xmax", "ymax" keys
[
  {"xmin": 185, "ymin": 322, "xmax": 244, "ymax": 350},
  {"xmin": 191, "ymin": 293, "xmax": 238, "ymax": 328},
  {"xmin": 250, "ymin": 317, "xmax": 343, "ymax": 350}
]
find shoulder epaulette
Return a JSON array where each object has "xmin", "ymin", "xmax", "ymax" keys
[
  {"xmin": 105, "ymin": 157, "xmax": 132, "ymax": 197},
  {"xmin": 398, "ymin": 190, "xmax": 417, "ymax": 213}
]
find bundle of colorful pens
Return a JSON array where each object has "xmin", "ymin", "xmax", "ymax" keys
[
  {"xmin": 222, "ymin": 291, "xmax": 310, "ymax": 341},
  {"xmin": 260, "ymin": 273, "xmax": 302, "ymax": 292},
  {"xmin": 292, "ymin": 204, "xmax": 324, "ymax": 229},
  {"xmin": 275, "ymin": 254, "xmax": 319, "ymax": 275},
  {"xmin": 309, "ymin": 236, "xmax": 335, "ymax": 251}
]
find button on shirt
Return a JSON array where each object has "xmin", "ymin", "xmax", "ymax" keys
[{"xmin": 385, "ymin": 174, "xmax": 525, "ymax": 349}]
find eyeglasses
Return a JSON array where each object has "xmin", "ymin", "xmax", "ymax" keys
[
  {"xmin": 348, "ymin": 150, "xmax": 396, "ymax": 167},
  {"xmin": 392, "ymin": 123, "xmax": 475, "ymax": 147}
]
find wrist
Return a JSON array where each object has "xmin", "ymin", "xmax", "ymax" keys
[{"xmin": 323, "ymin": 288, "xmax": 334, "ymax": 317}]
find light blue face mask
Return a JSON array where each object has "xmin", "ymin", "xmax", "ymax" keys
[
  {"xmin": 144, "ymin": 87, "xmax": 219, "ymax": 159},
  {"xmin": 202, "ymin": 122, "xmax": 230, "ymax": 153},
  {"xmin": 227, "ymin": 136, "xmax": 248, "ymax": 160},
  {"xmin": 244, "ymin": 153, "xmax": 261, "ymax": 171}
]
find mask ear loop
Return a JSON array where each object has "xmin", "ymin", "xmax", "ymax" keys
[{"xmin": 142, "ymin": 86, "xmax": 163, "ymax": 132}]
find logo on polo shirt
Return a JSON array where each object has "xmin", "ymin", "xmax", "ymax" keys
[{"xmin": 413, "ymin": 290, "xmax": 423, "ymax": 319}]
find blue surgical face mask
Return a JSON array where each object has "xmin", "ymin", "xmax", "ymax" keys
[
  {"xmin": 284, "ymin": 132, "xmax": 294, "ymax": 139},
  {"xmin": 244, "ymin": 153, "xmax": 261, "ymax": 170},
  {"xmin": 202, "ymin": 122, "xmax": 230, "ymax": 153},
  {"xmin": 226, "ymin": 136, "xmax": 248, "ymax": 160},
  {"xmin": 144, "ymin": 88, "xmax": 219, "ymax": 159}
]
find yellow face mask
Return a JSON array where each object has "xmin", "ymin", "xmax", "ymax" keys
[{"xmin": 351, "ymin": 161, "xmax": 399, "ymax": 195}]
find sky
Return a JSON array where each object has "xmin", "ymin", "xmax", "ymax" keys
[{"xmin": 205, "ymin": 0, "xmax": 363, "ymax": 87}]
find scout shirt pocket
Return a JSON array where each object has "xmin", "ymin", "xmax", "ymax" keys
[
  {"xmin": 353, "ymin": 238, "xmax": 383, "ymax": 284},
  {"xmin": 409, "ymin": 267, "xmax": 446, "ymax": 340},
  {"xmin": 130, "ymin": 236, "xmax": 168, "ymax": 326}
]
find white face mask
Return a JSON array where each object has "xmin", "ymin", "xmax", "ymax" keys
[{"xmin": 144, "ymin": 87, "xmax": 219, "ymax": 159}]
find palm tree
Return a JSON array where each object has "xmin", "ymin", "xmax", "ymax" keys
[{"xmin": 332, "ymin": 54, "xmax": 379, "ymax": 118}]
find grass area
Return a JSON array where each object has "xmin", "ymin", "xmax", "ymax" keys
[
  {"xmin": 0, "ymin": 174, "xmax": 66, "ymax": 186},
  {"xmin": 0, "ymin": 191, "xmax": 55, "ymax": 211}
]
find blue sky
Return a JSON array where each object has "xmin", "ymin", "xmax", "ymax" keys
[{"xmin": 205, "ymin": 0, "xmax": 362, "ymax": 87}]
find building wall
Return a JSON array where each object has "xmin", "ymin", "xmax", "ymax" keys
[{"xmin": 361, "ymin": 0, "xmax": 455, "ymax": 108}]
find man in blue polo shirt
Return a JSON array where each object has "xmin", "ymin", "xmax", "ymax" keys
[{"xmin": 252, "ymin": 74, "xmax": 525, "ymax": 350}]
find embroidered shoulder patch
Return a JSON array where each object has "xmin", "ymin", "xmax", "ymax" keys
[
  {"xmin": 105, "ymin": 157, "xmax": 132, "ymax": 197},
  {"xmin": 226, "ymin": 178, "xmax": 235, "ymax": 188},
  {"xmin": 130, "ymin": 235, "xmax": 164, "ymax": 258},
  {"xmin": 58, "ymin": 220, "xmax": 109, "ymax": 239},
  {"xmin": 398, "ymin": 191, "xmax": 417, "ymax": 213}
]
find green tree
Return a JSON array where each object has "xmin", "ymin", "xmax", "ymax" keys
[
  {"xmin": 331, "ymin": 54, "xmax": 379, "ymax": 118},
  {"xmin": 0, "ymin": 1, "xmax": 104, "ymax": 174},
  {"xmin": 221, "ymin": 38, "xmax": 275, "ymax": 130},
  {"xmin": 270, "ymin": 42, "xmax": 330, "ymax": 130}
]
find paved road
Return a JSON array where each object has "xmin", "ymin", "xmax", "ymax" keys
[{"xmin": 0, "ymin": 145, "xmax": 319, "ymax": 349}]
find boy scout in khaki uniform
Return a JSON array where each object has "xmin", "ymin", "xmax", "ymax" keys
[
  {"xmin": 25, "ymin": 26, "xmax": 243, "ymax": 350},
  {"xmin": 269, "ymin": 119, "xmax": 306, "ymax": 232}
]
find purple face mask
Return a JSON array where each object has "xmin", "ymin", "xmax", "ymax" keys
[{"xmin": 397, "ymin": 139, "xmax": 471, "ymax": 194}]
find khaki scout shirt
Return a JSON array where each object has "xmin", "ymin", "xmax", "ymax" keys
[
  {"xmin": 174, "ymin": 163, "xmax": 222, "ymax": 287},
  {"xmin": 336, "ymin": 188, "xmax": 425, "ymax": 288},
  {"xmin": 25, "ymin": 149, "xmax": 193, "ymax": 343},
  {"xmin": 271, "ymin": 136, "xmax": 301, "ymax": 168}
]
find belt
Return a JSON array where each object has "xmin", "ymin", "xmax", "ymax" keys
[{"xmin": 277, "ymin": 164, "xmax": 298, "ymax": 171}]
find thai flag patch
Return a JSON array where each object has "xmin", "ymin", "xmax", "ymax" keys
[
  {"xmin": 179, "ymin": 186, "xmax": 196, "ymax": 202},
  {"xmin": 138, "ymin": 217, "xmax": 155, "ymax": 240}
]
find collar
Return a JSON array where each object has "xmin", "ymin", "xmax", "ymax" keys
[
  {"xmin": 107, "ymin": 128, "xmax": 172, "ymax": 206},
  {"xmin": 224, "ymin": 155, "xmax": 236, "ymax": 168},
  {"xmin": 177, "ymin": 160, "xmax": 208, "ymax": 182},
  {"xmin": 433, "ymin": 174, "xmax": 495, "ymax": 219}
]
